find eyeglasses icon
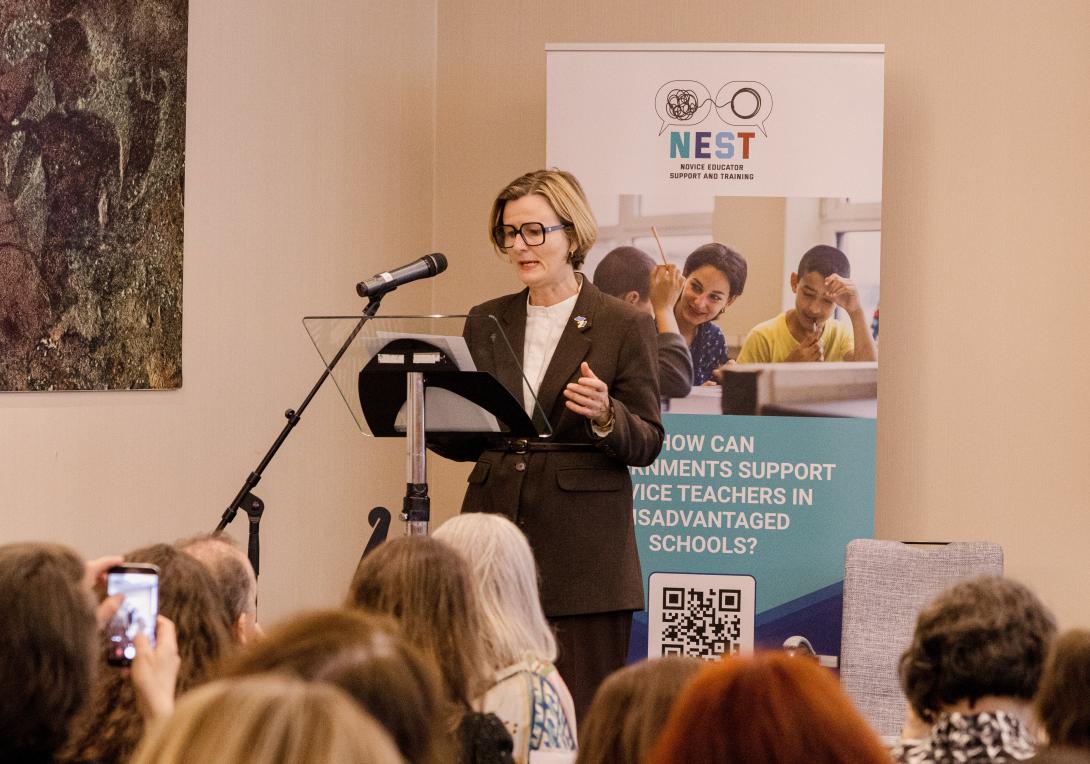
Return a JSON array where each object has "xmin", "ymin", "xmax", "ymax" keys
[{"xmin": 492, "ymin": 222, "xmax": 568, "ymax": 249}]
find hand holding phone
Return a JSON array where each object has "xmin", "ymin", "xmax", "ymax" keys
[
  {"xmin": 105, "ymin": 563, "xmax": 160, "ymax": 667},
  {"xmin": 132, "ymin": 616, "xmax": 180, "ymax": 719}
]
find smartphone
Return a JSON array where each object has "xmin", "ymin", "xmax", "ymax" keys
[{"xmin": 105, "ymin": 563, "xmax": 160, "ymax": 667}]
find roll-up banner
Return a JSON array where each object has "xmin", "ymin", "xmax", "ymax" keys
[{"xmin": 547, "ymin": 43, "xmax": 884, "ymax": 665}]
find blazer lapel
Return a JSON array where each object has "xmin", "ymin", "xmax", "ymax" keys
[
  {"xmin": 533, "ymin": 282, "xmax": 600, "ymax": 429},
  {"xmin": 492, "ymin": 290, "xmax": 528, "ymax": 404}
]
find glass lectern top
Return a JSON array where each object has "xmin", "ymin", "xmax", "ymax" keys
[{"xmin": 302, "ymin": 314, "xmax": 552, "ymax": 438}]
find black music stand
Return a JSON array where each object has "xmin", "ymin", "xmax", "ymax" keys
[{"xmin": 303, "ymin": 314, "xmax": 551, "ymax": 541}]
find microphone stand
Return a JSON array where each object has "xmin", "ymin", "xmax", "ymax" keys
[{"xmin": 213, "ymin": 294, "xmax": 391, "ymax": 575}]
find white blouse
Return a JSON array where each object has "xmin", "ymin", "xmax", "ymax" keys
[{"xmin": 521, "ymin": 291, "xmax": 578, "ymax": 416}]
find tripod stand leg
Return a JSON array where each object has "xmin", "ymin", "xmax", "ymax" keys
[
  {"xmin": 240, "ymin": 493, "xmax": 265, "ymax": 578},
  {"xmin": 362, "ymin": 506, "xmax": 391, "ymax": 557},
  {"xmin": 355, "ymin": 506, "xmax": 392, "ymax": 582}
]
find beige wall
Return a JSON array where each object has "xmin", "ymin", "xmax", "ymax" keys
[
  {"xmin": 430, "ymin": 0, "xmax": 1090, "ymax": 628},
  {"xmin": 3, "ymin": 1, "xmax": 1089, "ymax": 629},
  {"xmin": 1, "ymin": 0, "xmax": 436, "ymax": 623}
]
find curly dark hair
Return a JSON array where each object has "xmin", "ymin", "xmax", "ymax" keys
[
  {"xmin": 0, "ymin": 543, "xmax": 97, "ymax": 762},
  {"xmin": 1037, "ymin": 629, "xmax": 1090, "ymax": 749},
  {"xmin": 899, "ymin": 575, "xmax": 1056, "ymax": 721},
  {"xmin": 61, "ymin": 544, "xmax": 234, "ymax": 764}
]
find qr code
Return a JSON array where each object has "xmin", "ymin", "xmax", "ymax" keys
[{"xmin": 647, "ymin": 572, "xmax": 755, "ymax": 659}]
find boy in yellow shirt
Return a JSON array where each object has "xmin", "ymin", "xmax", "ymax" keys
[{"xmin": 737, "ymin": 245, "xmax": 877, "ymax": 363}]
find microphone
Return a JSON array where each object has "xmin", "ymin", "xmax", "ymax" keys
[{"xmin": 356, "ymin": 253, "xmax": 448, "ymax": 298}]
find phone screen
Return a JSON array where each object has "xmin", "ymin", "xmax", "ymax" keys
[{"xmin": 106, "ymin": 567, "xmax": 159, "ymax": 665}]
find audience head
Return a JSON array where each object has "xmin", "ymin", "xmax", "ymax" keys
[
  {"xmin": 346, "ymin": 536, "xmax": 489, "ymax": 710},
  {"xmin": 649, "ymin": 652, "xmax": 891, "ymax": 764},
  {"xmin": 576, "ymin": 657, "xmax": 702, "ymax": 764},
  {"xmin": 63, "ymin": 543, "xmax": 234, "ymax": 763},
  {"xmin": 433, "ymin": 513, "xmax": 555, "ymax": 670},
  {"xmin": 177, "ymin": 532, "xmax": 261, "ymax": 645},
  {"xmin": 593, "ymin": 246, "xmax": 657, "ymax": 308},
  {"xmin": 1037, "ymin": 629, "xmax": 1090, "ymax": 750},
  {"xmin": 899, "ymin": 575, "xmax": 1056, "ymax": 723},
  {"xmin": 489, "ymin": 168, "xmax": 597, "ymax": 269},
  {"xmin": 0, "ymin": 543, "xmax": 97, "ymax": 763},
  {"xmin": 130, "ymin": 675, "xmax": 405, "ymax": 764},
  {"xmin": 221, "ymin": 608, "xmax": 450, "ymax": 764}
]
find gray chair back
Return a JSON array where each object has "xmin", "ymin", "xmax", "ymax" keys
[{"xmin": 840, "ymin": 539, "xmax": 1004, "ymax": 738}]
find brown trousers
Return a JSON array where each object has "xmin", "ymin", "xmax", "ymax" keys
[{"xmin": 550, "ymin": 610, "xmax": 633, "ymax": 728}]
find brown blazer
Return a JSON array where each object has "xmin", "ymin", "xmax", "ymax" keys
[{"xmin": 460, "ymin": 280, "xmax": 664, "ymax": 617}]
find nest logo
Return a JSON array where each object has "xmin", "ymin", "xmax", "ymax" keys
[{"xmin": 655, "ymin": 80, "xmax": 773, "ymax": 160}]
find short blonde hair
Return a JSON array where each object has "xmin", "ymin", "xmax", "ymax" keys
[
  {"xmin": 434, "ymin": 513, "xmax": 556, "ymax": 669},
  {"xmin": 131, "ymin": 676, "xmax": 405, "ymax": 764},
  {"xmin": 488, "ymin": 169, "xmax": 598, "ymax": 269}
]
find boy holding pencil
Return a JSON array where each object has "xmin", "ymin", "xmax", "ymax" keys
[{"xmin": 737, "ymin": 245, "xmax": 877, "ymax": 363}]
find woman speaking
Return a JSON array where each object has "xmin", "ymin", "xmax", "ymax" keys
[{"xmin": 459, "ymin": 169, "xmax": 664, "ymax": 720}]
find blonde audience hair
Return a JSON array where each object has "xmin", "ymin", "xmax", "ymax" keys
[
  {"xmin": 345, "ymin": 536, "xmax": 490, "ymax": 710},
  {"xmin": 131, "ymin": 675, "xmax": 405, "ymax": 764},
  {"xmin": 488, "ymin": 168, "xmax": 598, "ymax": 268},
  {"xmin": 434, "ymin": 513, "xmax": 556, "ymax": 669},
  {"xmin": 219, "ymin": 608, "xmax": 451, "ymax": 764},
  {"xmin": 575, "ymin": 657, "xmax": 703, "ymax": 764}
]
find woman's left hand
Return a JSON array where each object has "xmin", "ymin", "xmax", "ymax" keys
[{"xmin": 564, "ymin": 361, "xmax": 613, "ymax": 426}]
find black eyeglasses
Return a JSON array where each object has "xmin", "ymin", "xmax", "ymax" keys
[{"xmin": 492, "ymin": 222, "xmax": 569, "ymax": 249}]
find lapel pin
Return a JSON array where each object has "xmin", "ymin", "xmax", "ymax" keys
[{"xmin": 573, "ymin": 315, "xmax": 589, "ymax": 330}]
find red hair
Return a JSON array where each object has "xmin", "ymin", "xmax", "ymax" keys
[{"xmin": 648, "ymin": 652, "xmax": 889, "ymax": 764}]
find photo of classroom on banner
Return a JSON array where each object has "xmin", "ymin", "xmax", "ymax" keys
[
  {"xmin": 579, "ymin": 191, "xmax": 881, "ymax": 664},
  {"xmin": 583, "ymin": 193, "xmax": 880, "ymax": 418}
]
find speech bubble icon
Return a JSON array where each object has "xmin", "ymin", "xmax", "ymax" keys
[
  {"xmin": 654, "ymin": 80, "xmax": 713, "ymax": 135},
  {"xmin": 714, "ymin": 81, "xmax": 774, "ymax": 136}
]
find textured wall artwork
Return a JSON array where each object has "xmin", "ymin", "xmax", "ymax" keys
[{"xmin": 0, "ymin": 0, "xmax": 187, "ymax": 390}]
